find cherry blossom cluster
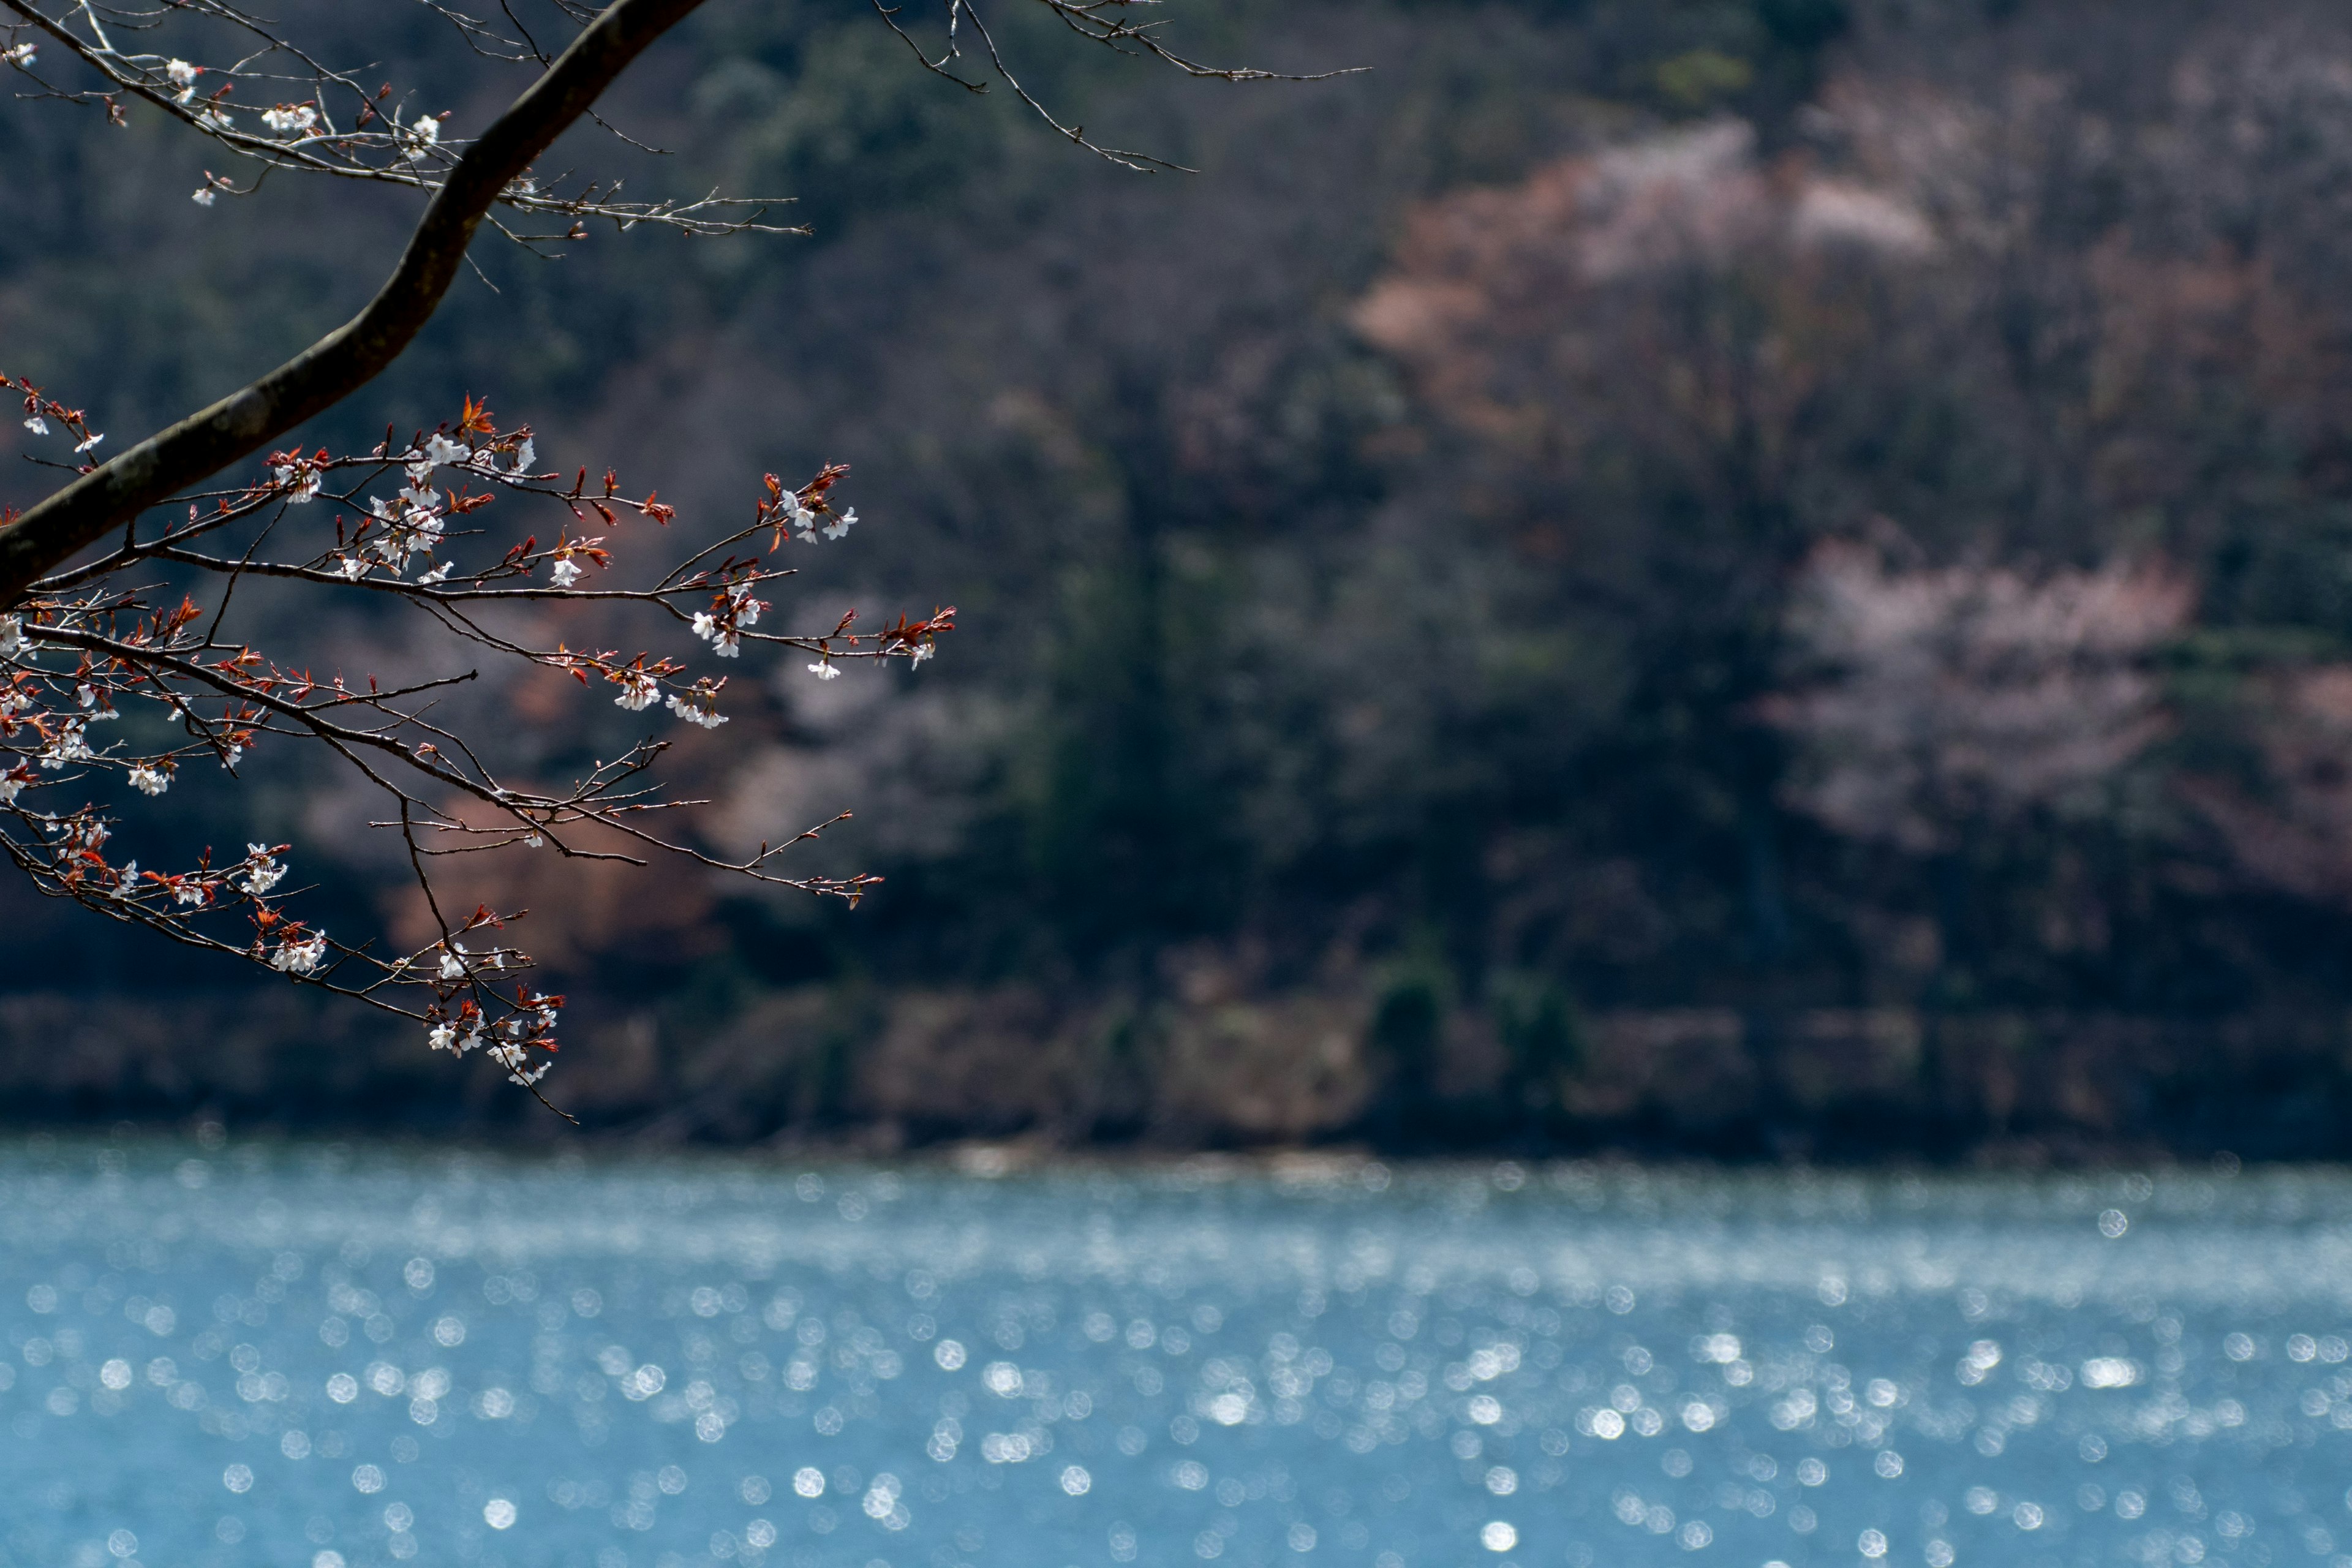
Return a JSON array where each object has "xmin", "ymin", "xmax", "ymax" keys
[{"xmin": 0, "ymin": 370, "xmax": 951, "ymax": 1109}]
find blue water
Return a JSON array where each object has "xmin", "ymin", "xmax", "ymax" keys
[{"xmin": 2, "ymin": 1141, "xmax": 2350, "ymax": 1568}]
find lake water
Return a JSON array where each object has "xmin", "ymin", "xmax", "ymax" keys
[{"xmin": 1, "ymin": 1140, "xmax": 2349, "ymax": 1568}]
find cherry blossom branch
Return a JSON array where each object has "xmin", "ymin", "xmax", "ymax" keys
[
  {"xmin": 0, "ymin": 385, "xmax": 938, "ymax": 1099},
  {"xmin": 0, "ymin": 0, "xmax": 715, "ymax": 608},
  {"xmin": 0, "ymin": 0, "xmax": 1327, "ymax": 1110}
]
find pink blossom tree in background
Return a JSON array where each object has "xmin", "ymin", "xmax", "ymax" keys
[{"xmin": 1763, "ymin": 540, "xmax": 2195, "ymax": 854}]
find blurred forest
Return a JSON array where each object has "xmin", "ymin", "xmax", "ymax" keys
[{"xmin": 9, "ymin": 0, "xmax": 2352, "ymax": 1158}]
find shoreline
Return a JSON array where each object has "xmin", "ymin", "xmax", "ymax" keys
[
  {"xmin": 0, "ymin": 1121, "xmax": 2269, "ymax": 1182},
  {"xmin": 2, "ymin": 983, "xmax": 2347, "ymax": 1167}
]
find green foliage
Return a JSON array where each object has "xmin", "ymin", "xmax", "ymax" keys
[
  {"xmin": 1655, "ymin": 48, "xmax": 1756, "ymax": 108},
  {"xmin": 1494, "ymin": 973, "xmax": 1585, "ymax": 1090},
  {"xmin": 1368, "ymin": 974, "xmax": 1447, "ymax": 1104}
]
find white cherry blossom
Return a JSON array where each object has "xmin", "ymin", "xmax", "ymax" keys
[
  {"xmin": 271, "ymin": 459, "xmax": 320, "ymax": 502},
  {"xmin": 666, "ymin": 692, "xmax": 728, "ymax": 728},
  {"xmin": 272, "ymin": 930, "xmax": 328, "ymax": 974},
  {"xmin": 39, "ymin": 721, "xmax": 92, "ymax": 770},
  {"xmin": 690, "ymin": 610, "xmax": 740, "ymax": 656},
  {"xmin": 614, "ymin": 671, "xmax": 660, "ymax": 710},
  {"xmin": 235, "ymin": 846, "xmax": 287, "ymax": 897},
  {"xmin": 399, "ymin": 113, "xmax": 442, "ymax": 163}
]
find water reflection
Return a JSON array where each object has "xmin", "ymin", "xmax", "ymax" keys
[{"xmin": 0, "ymin": 1142, "xmax": 2348, "ymax": 1568}]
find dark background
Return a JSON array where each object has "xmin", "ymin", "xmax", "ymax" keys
[{"xmin": 8, "ymin": 0, "xmax": 2352, "ymax": 1159}]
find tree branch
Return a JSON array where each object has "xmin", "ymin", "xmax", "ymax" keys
[{"xmin": 0, "ymin": 0, "xmax": 709, "ymax": 608}]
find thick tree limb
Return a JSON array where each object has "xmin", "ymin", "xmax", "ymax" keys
[{"xmin": 0, "ymin": 0, "xmax": 709, "ymax": 608}]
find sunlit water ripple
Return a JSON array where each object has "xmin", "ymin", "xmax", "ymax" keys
[{"xmin": 2, "ymin": 1139, "xmax": 2351, "ymax": 1568}]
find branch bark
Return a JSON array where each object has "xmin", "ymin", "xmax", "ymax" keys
[{"xmin": 0, "ymin": 0, "xmax": 709, "ymax": 608}]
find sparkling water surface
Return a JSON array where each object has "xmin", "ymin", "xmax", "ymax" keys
[{"xmin": 3, "ymin": 1139, "xmax": 2351, "ymax": 1568}]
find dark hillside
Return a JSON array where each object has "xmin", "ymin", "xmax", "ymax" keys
[{"xmin": 10, "ymin": 1, "xmax": 2352, "ymax": 1159}]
